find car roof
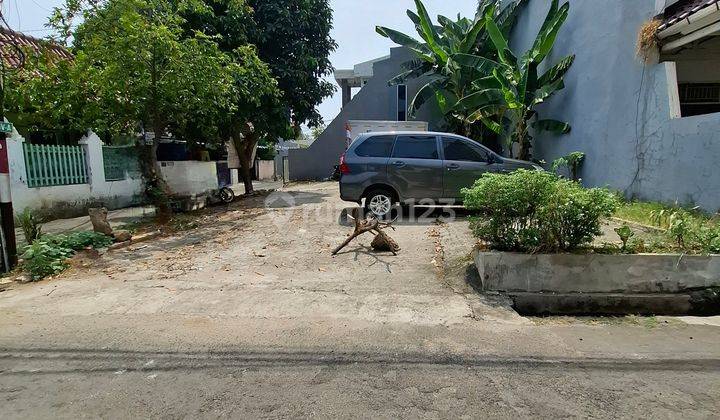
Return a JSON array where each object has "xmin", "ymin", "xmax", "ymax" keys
[{"xmin": 357, "ymin": 131, "xmax": 467, "ymax": 138}]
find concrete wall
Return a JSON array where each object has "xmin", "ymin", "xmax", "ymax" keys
[
  {"xmin": 511, "ymin": 0, "xmax": 720, "ymax": 211},
  {"xmin": 289, "ymin": 47, "xmax": 441, "ymax": 180},
  {"xmin": 255, "ymin": 160, "xmax": 275, "ymax": 181},
  {"xmin": 159, "ymin": 161, "xmax": 218, "ymax": 196},
  {"xmin": 8, "ymin": 128, "xmax": 223, "ymax": 217},
  {"xmin": 7, "ymin": 130, "xmax": 144, "ymax": 217},
  {"xmin": 475, "ymin": 251, "xmax": 720, "ymax": 294}
]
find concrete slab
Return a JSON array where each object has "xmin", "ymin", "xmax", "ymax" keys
[{"xmin": 475, "ymin": 251, "xmax": 720, "ymax": 294}]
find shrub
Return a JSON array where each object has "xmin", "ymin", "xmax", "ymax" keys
[
  {"xmin": 462, "ymin": 170, "xmax": 619, "ymax": 252},
  {"xmin": 694, "ymin": 225, "xmax": 720, "ymax": 255},
  {"xmin": 20, "ymin": 231, "xmax": 113, "ymax": 280},
  {"xmin": 15, "ymin": 208, "xmax": 43, "ymax": 244},
  {"xmin": 21, "ymin": 241, "xmax": 75, "ymax": 280}
]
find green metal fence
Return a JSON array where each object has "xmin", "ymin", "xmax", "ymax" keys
[
  {"xmin": 102, "ymin": 145, "xmax": 140, "ymax": 181},
  {"xmin": 22, "ymin": 143, "xmax": 89, "ymax": 188}
]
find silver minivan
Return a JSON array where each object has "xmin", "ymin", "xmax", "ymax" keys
[{"xmin": 339, "ymin": 131, "xmax": 541, "ymax": 216}]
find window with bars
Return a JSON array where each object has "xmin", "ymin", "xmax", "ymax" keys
[{"xmin": 679, "ymin": 83, "xmax": 720, "ymax": 117}]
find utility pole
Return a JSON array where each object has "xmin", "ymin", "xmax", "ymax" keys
[{"xmin": 0, "ymin": 3, "xmax": 21, "ymax": 271}]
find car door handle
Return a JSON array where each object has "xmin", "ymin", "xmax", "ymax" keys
[
  {"xmin": 391, "ymin": 161, "xmax": 406, "ymax": 168},
  {"xmin": 446, "ymin": 163, "xmax": 460, "ymax": 170}
]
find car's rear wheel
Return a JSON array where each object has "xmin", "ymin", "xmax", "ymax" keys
[{"xmin": 364, "ymin": 188, "xmax": 396, "ymax": 219}]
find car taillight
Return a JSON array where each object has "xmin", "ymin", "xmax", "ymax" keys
[{"xmin": 339, "ymin": 153, "xmax": 350, "ymax": 174}]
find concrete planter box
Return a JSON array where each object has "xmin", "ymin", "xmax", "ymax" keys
[{"xmin": 474, "ymin": 250, "xmax": 720, "ymax": 315}]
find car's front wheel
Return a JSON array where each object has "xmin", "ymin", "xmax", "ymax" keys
[{"xmin": 364, "ymin": 188, "xmax": 396, "ymax": 219}]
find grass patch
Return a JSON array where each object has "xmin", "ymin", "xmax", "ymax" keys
[
  {"xmin": 613, "ymin": 201, "xmax": 720, "ymax": 254},
  {"xmin": 615, "ymin": 201, "xmax": 717, "ymax": 228}
]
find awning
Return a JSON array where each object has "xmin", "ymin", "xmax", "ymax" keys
[{"xmin": 658, "ymin": 0, "xmax": 720, "ymax": 52}]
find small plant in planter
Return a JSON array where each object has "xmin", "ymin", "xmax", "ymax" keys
[
  {"xmin": 552, "ymin": 152, "xmax": 585, "ymax": 181},
  {"xmin": 614, "ymin": 224, "xmax": 635, "ymax": 253}
]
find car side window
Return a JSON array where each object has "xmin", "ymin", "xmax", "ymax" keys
[
  {"xmin": 354, "ymin": 135, "xmax": 396, "ymax": 158},
  {"xmin": 442, "ymin": 137, "xmax": 490, "ymax": 163},
  {"xmin": 392, "ymin": 136, "xmax": 439, "ymax": 160}
]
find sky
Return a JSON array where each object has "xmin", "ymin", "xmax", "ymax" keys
[{"xmin": 3, "ymin": 0, "xmax": 479, "ymax": 125}]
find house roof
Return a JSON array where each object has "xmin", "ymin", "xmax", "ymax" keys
[
  {"xmin": 0, "ymin": 27, "xmax": 73, "ymax": 69},
  {"xmin": 659, "ymin": 0, "xmax": 720, "ymax": 31},
  {"xmin": 334, "ymin": 55, "xmax": 390, "ymax": 88}
]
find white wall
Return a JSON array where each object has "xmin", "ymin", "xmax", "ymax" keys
[
  {"xmin": 159, "ymin": 161, "xmax": 218, "ymax": 196},
  {"xmin": 255, "ymin": 160, "xmax": 275, "ymax": 181},
  {"xmin": 8, "ymin": 128, "xmax": 224, "ymax": 216},
  {"xmin": 7, "ymin": 130, "xmax": 143, "ymax": 216}
]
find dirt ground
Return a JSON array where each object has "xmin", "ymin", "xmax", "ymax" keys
[{"xmin": 1, "ymin": 182, "xmax": 719, "ymax": 418}]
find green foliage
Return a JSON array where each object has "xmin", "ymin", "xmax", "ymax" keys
[
  {"xmin": 68, "ymin": 0, "xmax": 238, "ymax": 140},
  {"xmin": 614, "ymin": 224, "xmax": 634, "ymax": 252},
  {"xmin": 616, "ymin": 201, "xmax": 720, "ymax": 254},
  {"xmin": 615, "ymin": 201, "xmax": 675, "ymax": 227},
  {"xmin": 247, "ymin": 0, "xmax": 337, "ymax": 128},
  {"xmin": 659, "ymin": 209, "xmax": 720, "ymax": 254},
  {"xmin": 21, "ymin": 241, "xmax": 74, "ymax": 280},
  {"xmin": 20, "ymin": 231, "xmax": 113, "ymax": 280},
  {"xmin": 551, "ymin": 151, "xmax": 585, "ymax": 180},
  {"xmin": 694, "ymin": 225, "xmax": 720, "ymax": 255},
  {"xmin": 667, "ymin": 210, "xmax": 692, "ymax": 247},
  {"xmin": 256, "ymin": 138, "xmax": 276, "ymax": 160},
  {"xmin": 465, "ymin": 0, "xmax": 574, "ymax": 160},
  {"xmin": 376, "ymin": 0, "xmax": 526, "ymax": 138},
  {"xmin": 462, "ymin": 170, "xmax": 618, "ymax": 252},
  {"xmin": 15, "ymin": 208, "xmax": 43, "ymax": 245}
]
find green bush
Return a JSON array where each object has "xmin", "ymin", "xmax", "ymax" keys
[
  {"xmin": 462, "ymin": 170, "xmax": 619, "ymax": 252},
  {"xmin": 20, "ymin": 231, "xmax": 113, "ymax": 280}
]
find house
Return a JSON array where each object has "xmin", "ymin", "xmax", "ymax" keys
[
  {"xmin": 0, "ymin": 27, "xmax": 73, "ymax": 67},
  {"xmin": 288, "ymin": 48, "xmax": 439, "ymax": 180},
  {"xmin": 293, "ymin": 0, "xmax": 720, "ymax": 211},
  {"xmin": 511, "ymin": 0, "xmax": 720, "ymax": 211},
  {"xmin": 1, "ymin": 28, "xmax": 229, "ymax": 216}
]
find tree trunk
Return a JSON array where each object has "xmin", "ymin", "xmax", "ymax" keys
[
  {"xmin": 137, "ymin": 140, "xmax": 172, "ymax": 222},
  {"xmin": 239, "ymin": 161, "xmax": 253, "ymax": 195},
  {"xmin": 517, "ymin": 119, "xmax": 531, "ymax": 162},
  {"xmin": 232, "ymin": 124, "xmax": 259, "ymax": 195},
  {"xmin": 142, "ymin": 49, "xmax": 173, "ymax": 221}
]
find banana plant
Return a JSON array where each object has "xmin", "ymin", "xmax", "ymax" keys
[
  {"xmin": 455, "ymin": 0, "xmax": 575, "ymax": 160},
  {"xmin": 376, "ymin": 0, "xmax": 526, "ymax": 137}
]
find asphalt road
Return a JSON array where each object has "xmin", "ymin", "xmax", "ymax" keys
[
  {"xmin": 1, "ymin": 182, "xmax": 719, "ymax": 418},
  {"xmin": 3, "ymin": 347, "xmax": 719, "ymax": 418}
]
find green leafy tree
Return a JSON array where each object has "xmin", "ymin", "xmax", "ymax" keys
[
  {"xmin": 456, "ymin": 0, "xmax": 575, "ymax": 160},
  {"xmin": 42, "ymin": 0, "xmax": 240, "ymax": 216},
  {"xmin": 247, "ymin": 0, "xmax": 337, "ymax": 129},
  {"xmin": 376, "ymin": 0, "xmax": 526, "ymax": 139},
  {"xmin": 176, "ymin": 0, "xmax": 285, "ymax": 193},
  {"xmin": 177, "ymin": 0, "xmax": 331, "ymax": 193},
  {"xmin": 222, "ymin": 46, "xmax": 287, "ymax": 194},
  {"xmin": 3, "ymin": 48, "xmax": 84, "ymax": 140}
]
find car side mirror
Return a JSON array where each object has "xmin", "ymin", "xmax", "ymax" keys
[{"xmin": 486, "ymin": 154, "xmax": 498, "ymax": 165}]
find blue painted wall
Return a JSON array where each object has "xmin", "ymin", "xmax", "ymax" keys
[{"xmin": 512, "ymin": 0, "xmax": 720, "ymax": 211}]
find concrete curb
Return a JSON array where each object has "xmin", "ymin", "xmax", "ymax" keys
[{"xmin": 474, "ymin": 249, "xmax": 720, "ymax": 315}]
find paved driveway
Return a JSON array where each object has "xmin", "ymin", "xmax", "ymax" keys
[{"xmin": 1, "ymin": 182, "xmax": 719, "ymax": 418}]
